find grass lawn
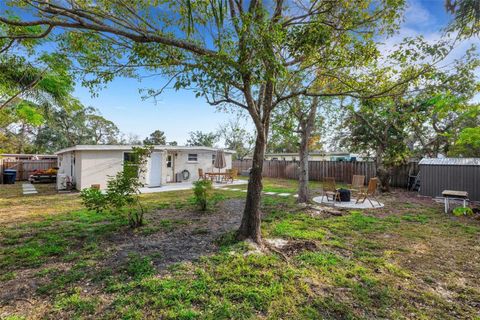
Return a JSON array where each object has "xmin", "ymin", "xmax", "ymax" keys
[{"xmin": 1, "ymin": 178, "xmax": 479, "ymax": 319}]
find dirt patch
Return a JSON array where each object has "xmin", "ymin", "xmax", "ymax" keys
[
  {"xmin": 278, "ymin": 240, "xmax": 318, "ymax": 257},
  {"xmin": 105, "ymin": 198, "xmax": 245, "ymax": 270}
]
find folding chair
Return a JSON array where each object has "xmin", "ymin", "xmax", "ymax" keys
[
  {"xmin": 322, "ymin": 177, "xmax": 340, "ymax": 206},
  {"xmin": 356, "ymin": 177, "xmax": 379, "ymax": 207}
]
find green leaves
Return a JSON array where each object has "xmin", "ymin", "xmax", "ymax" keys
[{"xmin": 15, "ymin": 101, "xmax": 43, "ymax": 126}]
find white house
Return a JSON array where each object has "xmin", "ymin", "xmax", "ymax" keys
[{"xmin": 55, "ymin": 145, "xmax": 234, "ymax": 190}]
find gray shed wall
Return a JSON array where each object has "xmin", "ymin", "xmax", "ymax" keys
[{"xmin": 419, "ymin": 165, "xmax": 480, "ymax": 201}]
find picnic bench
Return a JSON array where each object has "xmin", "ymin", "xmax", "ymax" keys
[{"xmin": 442, "ymin": 190, "xmax": 469, "ymax": 214}]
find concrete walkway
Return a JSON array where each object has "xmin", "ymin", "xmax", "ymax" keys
[
  {"xmin": 22, "ymin": 183, "xmax": 38, "ymax": 195},
  {"xmin": 223, "ymin": 188, "xmax": 298, "ymax": 198},
  {"xmin": 139, "ymin": 179, "xmax": 248, "ymax": 194}
]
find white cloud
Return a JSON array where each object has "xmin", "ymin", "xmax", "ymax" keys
[{"xmin": 404, "ymin": 0, "xmax": 436, "ymax": 28}]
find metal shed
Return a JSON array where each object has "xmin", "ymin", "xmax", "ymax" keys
[{"xmin": 419, "ymin": 158, "xmax": 480, "ymax": 201}]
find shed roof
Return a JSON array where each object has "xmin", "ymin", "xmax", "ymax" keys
[
  {"xmin": 55, "ymin": 145, "xmax": 235, "ymax": 155},
  {"xmin": 419, "ymin": 158, "xmax": 480, "ymax": 166}
]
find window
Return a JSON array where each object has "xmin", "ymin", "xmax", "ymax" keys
[
  {"xmin": 166, "ymin": 155, "xmax": 172, "ymax": 168},
  {"xmin": 188, "ymin": 153, "xmax": 198, "ymax": 162},
  {"xmin": 123, "ymin": 152, "xmax": 139, "ymax": 177},
  {"xmin": 212, "ymin": 154, "xmax": 216, "ymax": 165},
  {"xmin": 123, "ymin": 152, "xmax": 139, "ymax": 163}
]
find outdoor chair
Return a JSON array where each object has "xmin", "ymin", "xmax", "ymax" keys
[
  {"xmin": 321, "ymin": 177, "xmax": 341, "ymax": 206},
  {"xmin": 356, "ymin": 177, "xmax": 379, "ymax": 207},
  {"xmin": 224, "ymin": 168, "xmax": 238, "ymax": 183},
  {"xmin": 349, "ymin": 175, "xmax": 365, "ymax": 195}
]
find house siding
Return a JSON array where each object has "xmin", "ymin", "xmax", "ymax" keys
[
  {"xmin": 56, "ymin": 147, "xmax": 233, "ymax": 190},
  {"xmin": 172, "ymin": 151, "xmax": 232, "ymax": 181},
  {"xmin": 78, "ymin": 150, "xmax": 124, "ymax": 190}
]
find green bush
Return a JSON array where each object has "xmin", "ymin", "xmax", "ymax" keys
[
  {"xmin": 192, "ymin": 180, "xmax": 213, "ymax": 211},
  {"xmin": 80, "ymin": 146, "xmax": 153, "ymax": 228},
  {"xmin": 452, "ymin": 206, "xmax": 474, "ymax": 216},
  {"xmin": 80, "ymin": 188, "xmax": 107, "ymax": 213}
]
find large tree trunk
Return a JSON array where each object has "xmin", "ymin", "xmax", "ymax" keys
[
  {"xmin": 297, "ymin": 133, "xmax": 309, "ymax": 203},
  {"xmin": 237, "ymin": 130, "xmax": 266, "ymax": 244},
  {"xmin": 297, "ymin": 97, "xmax": 318, "ymax": 203},
  {"xmin": 375, "ymin": 149, "xmax": 390, "ymax": 192}
]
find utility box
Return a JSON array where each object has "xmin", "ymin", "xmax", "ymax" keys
[{"xmin": 175, "ymin": 172, "xmax": 183, "ymax": 182}]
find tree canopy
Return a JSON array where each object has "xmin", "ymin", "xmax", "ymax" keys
[
  {"xmin": 187, "ymin": 131, "xmax": 218, "ymax": 147},
  {"xmin": 143, "ymin": 130, "xmax": 166, "ymax": 145}
]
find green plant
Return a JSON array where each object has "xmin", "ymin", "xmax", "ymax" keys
[
  {"xmin": 79, "ymin": 146, "xmax": 153, "ymax": 228},
  {"xmin": 106, "ymin": 146, "xmax": 153, "ymax": 228},
  {"xmin": 453, "ymin": 206, "xmax": 474, "ymax": 216},
  {"xmin": 80, "ymin": 188, "xmax": 108, "ymax": 213},
  {"xmin": 125, "ymin": 254, "xmax": 155, "ymax": 280},
  {"xmin": 192, "ymin": 180, "xmax": 213, "ymax": 211}
]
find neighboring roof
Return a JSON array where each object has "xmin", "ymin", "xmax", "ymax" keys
[
  {"xmin": 419, "ymin": 158, "xmax": 480, "ymax": 166},
  {"xmin": 55, "ymin": 145, "xmax": 235, "ymax": 155},
  {"xmin": 0, "ymin": 153, "xmax": 57, "ymax": 158}
]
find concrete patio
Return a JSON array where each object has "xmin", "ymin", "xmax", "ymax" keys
[
  {"xmin": 312, "ymin": 196, "xmax": 384, "ymax": 209},
  {"xmin": 139, "ymin": 179, "xmax": 248, "ymax": 194}
]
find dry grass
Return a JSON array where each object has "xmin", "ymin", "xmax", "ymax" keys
[{"xmin": 1, "ymin": 179, "xmax": 480, "ymax": 319}]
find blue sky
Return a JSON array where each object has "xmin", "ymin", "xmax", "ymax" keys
[{"xmin": 72, "ymin": 0, "xmax": 459, "ymax": 145}]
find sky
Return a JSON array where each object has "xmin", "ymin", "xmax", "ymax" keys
[{"xmin": 71, "ymin": 0, "xmax": 463, "ymax": 146}]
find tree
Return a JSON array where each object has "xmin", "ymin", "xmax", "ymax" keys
[
  {"xmin": 32, "ymin": 105, "xmax": 120, "ymax": 153},
  {"xmin": 0, "ymin": 0, "xmax": 408, "ymax": 244},
  {"xmin": 87, "ymin": 113, "xmax": 120, "ymax": 144},
  {"xmin": 341, "ymin": 98, "xmax": 412, "ymax": 192},
  {"xmin": 187, "ymin": 131, "xmax": 218, "ymax": 147},
  {"xmin": 270, "ymin": 94, "xmax": 325, "ymax": 202},
  {"xmin": 446, "ymin": 0, "xmax": 480, "ymax": 36},
  {"xmin": 450, "ymin": 127, "xmax": 480, "ymax": 156},
  {"xmin": 143, "ymin": 130, "xmax": 166, "ymax": 145},
  {"xmin": 340, "ymin": 49, "xmax": 480, "ymax": 192},
  {"xmin": 217, "ymin": 119, "xmax": 254, "ymax": 160},
  {"xmin": 410, "ymin": 95, "xmax": 480, "ymax": 157}
]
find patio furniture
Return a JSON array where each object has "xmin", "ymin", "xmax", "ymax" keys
[
  {"xmin": 356, "ymin": 177, "xmax": 379, "ymax": 207},
  {"xmin": 205, "ymin": 172, "xmax": 228, "ymax": 183},
  {"xmin": 348, "ymin": 175, "xmax": 365, "ymax": 194},
  {"xmin": 442, "ymin": 190, "xmax": 469, "ymax": 214},
  {"xmin": 224, "ymin": 168, "xmax": 238, "ymax": 183},
  {"xmin": 321, "ymin": 177, "xmax": 341, "ymax": 206}
]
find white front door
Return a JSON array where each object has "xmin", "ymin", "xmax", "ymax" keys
[{"xmin": 148, "ymin": 152, "xmax": 162, "ymax": 187}]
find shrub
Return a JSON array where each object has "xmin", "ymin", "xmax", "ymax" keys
[
  {"xmin": 80, "ymin": 146, "xmax": 153, "ymax": 228},
  {"xmin": 192, "ymin": 179, "xmax": 213, "ymax": 211},
  {"xmin": 80, "ymin": 188, "xmax": 107, "ymax": 213},
  {"xmin": 452, "ymin": 206, "xmax": 474, "ymax": 216}
]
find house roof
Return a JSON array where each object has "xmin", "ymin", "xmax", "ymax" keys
[
  {"xmin": 419, "ymin": 158, "xmax": 480, "ymax": 166},
  {"xmin": 55, "ymin": 145, "xmax": 235, "ymax": 155}
]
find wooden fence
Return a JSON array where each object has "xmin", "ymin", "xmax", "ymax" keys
[
  {"xmin": 0, "ymin": 159, "xmax": 58, "ymax": 182},
  {"xmin": 233, "ymin": 160, "xmax": 419, "ymax": 188}
]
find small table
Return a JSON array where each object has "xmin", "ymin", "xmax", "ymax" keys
[
  {"xmin": 442, "ymin": 190, "xmax": 469, "ymax": 214},
  {"xmin": 205, "ymin": 172, "xmax": 228, "ymax": 183}
]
